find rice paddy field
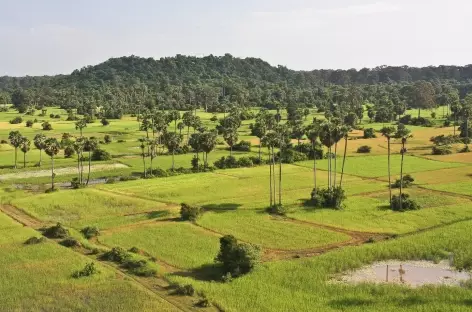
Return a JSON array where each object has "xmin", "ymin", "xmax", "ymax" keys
[{"xmin": 1, "ymin": 106, "xmax": 472, "ymax": 311}]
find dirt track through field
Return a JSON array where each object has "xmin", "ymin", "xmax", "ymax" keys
[{"xmin": 0, "ymin": 204, "xmax": 44, "ymax": 228}]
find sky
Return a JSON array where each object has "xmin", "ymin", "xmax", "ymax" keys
[{"xmin": 1, "ymin": 0, "xmax": 471, "ymax": 76}]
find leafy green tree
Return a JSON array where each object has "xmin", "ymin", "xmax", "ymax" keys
[
  {"xmin": 20, "ymin": 136, "xmax": 30, "ymax": 168},
  {"xmin": 409, "ymin": 81, "xmax": 436, "ymax": 118},
  {"xmin": 44, "ymin": 138, "xmax": 61, "ymax": 191},
  {"xmin": 250, "ymin": 121, "xmax": 267, "ymax": 163},
  {"xmin": 8, "ymin": 131, "xmax": 22, "ymax": 169},
  {"xmin": 223, "ymin": 129, "xmax": 238, "ymax": 156},
  {"xmin": 75, "ymin": 119, "xmax": 87, "ymax": 137},
  {"xmin": 200, "ymin": 131, "xmax": 217, "ymax": 169},
  {"xmin": 215, "ymin": 235, "xmax": 261, "ymax": 278}
]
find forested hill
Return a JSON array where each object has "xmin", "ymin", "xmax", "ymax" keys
[{"xmin": 1, "ymin": 54, "xmax": 472, "ymax": 91}]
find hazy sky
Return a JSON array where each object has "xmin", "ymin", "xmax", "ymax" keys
[{"xmin": 1, "ymin": 0, "xmax": 471, "ymax": 76}]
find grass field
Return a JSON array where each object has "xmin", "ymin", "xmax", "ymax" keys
[{"xmin": 1, "ymin": 106, "xmax": 472, "ymax": 311}]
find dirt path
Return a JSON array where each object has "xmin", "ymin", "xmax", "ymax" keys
[
  {"xmin": 0, "ymin": 204, "xmax": 44, "ymax": 228},
  {"xmin": 0, "ymin": 163, "xmax": 128, "ymax": 180}
]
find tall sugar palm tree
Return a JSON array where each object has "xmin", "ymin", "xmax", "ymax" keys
[
  {"xmin": 200, "ymin": 131, "xmax": 217, "ymax": 169},
  {"xmin": 75, "ymin": 119, "xmax": 87, "ymax": 137},
  {"xmin": 262, "ymin": 131, "xmax": 278, "ymax": 207},
  {"xmin": 319, "ymin": 121, "xmax": 336, "ymax": 190},
  {"xmin": 20, "ymin": 136, "xmax": 30, "ymax": 168},
  {"xmin": 394, "ymin": 124, "xmax": 412, "ymax": 211},
  {"xmin": 223, "ymin": 128, "xmax": 238, "ymax": 156},
  {"xmin": 163, "ymin": 132, "xmax": 183, "ymax": 170},
  {"xmin": 380, "ymin": 126, "xmax": 396, "ymax": 208},
  {"xmin": 8, "ymin": 131, "xmax": 22, "ymax": 169},
  {"xmin": 250, "ymin": 121, "xmax": 267, "ymax": 163},
  {"xmin": 33, "ymin": 133, "xmax": 46, "ymax": 167},
  {"xmin": 73, "ymin": 137, "xmax": 85, "ymax": 185},
  {"xmin": 139, "ymin": 138, "xmax": 147, "ymax": 178},
  {"xmin": 339, "ymin": 125, "xmax": 351, "ymax": 188},
  {"xmin": 44, "ymin": 138, "xmax": 61, "ymax": 191},
  {"xmin": 84, "ymin": 137, "xmax": 98, "ymax": 185},
  {"xmin": 305, "ymin": 121, "xmax": 322, "ymax": 193}
]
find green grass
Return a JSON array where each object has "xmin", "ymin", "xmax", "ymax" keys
[
  {"xmin": 197, "ymin": 211, "xmax": 350, "ymax": 249},
  {"xmin": 168, "ymin": 220, "xmax": 472, "ymax": 312},
  {"xmin": 99, "ymin": 222, "xmax": 220, "ymax": 269},
  {"xmin": 423, "ymin": 181, "xmax": 472, "ymax": 197},
  {"xmin": 11, "ymin": 188, "xmax": 175, "ymax": 229}
]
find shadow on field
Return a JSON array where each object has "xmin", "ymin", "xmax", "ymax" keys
[
  {"xmin": 147, "ymin": 210, "xmax": 170, "ymax": 219},
  {"xmin": 202, "ymin": 203, "xmax": 241, "ymax": 213},
  {"xmin": 377, "ymin": 204, "xmax": 391, "ymax": 211},
  {"xmin": 172, "ymin": 263, "xmax": 224, "ymax": 282},
  {"xmin": 399, "ymin": 295, "xmax": 429, "ymax": 306},
  {"xmin": 328, "ymin": 298, "xmax": 374, "ymax": 308}
]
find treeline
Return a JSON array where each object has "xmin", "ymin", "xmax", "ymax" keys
[{"xmin": 1, "ymin": 54, "xmax": 472, "ymax": 118}]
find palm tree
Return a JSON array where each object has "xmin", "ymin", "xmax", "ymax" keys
[
  {"xmin": 380, "ymin": 126, "xmax": 396, "ymax": 208},
  {"xmin": 20, "ymin": 136, "xmax": 30, "ymax": 168},
  {"xmin": 44, "ymin": 138, "xmax": 61, "ymax": 191},
  {"xmin": 75, "ymin": 119, "xmax": 87, "ymax": 137},
  {"xmin": 73, "ymin": 137, "xmax": 85, "ymax": 185},
  {"xmin": 8, "ymin": 131, "xmax": 22, "ymax": 169},
  {"xmin": 394, "ymin": 124, "xmax": 412, "ymax": 211},
  {"xmin": 305, "ymin": 122, "xmax": 321, "ymax": 193},
  {"xmin": 33, "ymin": 133, "xmax": 46, "ymax": 167},
  {"xmin": 223, "ymin": 129, "xmax": 238, "ymax": 156},
  {"xmin": 262, "ymin": 131, "xmax": 278, "ymax": 207},
  {"xmin": 319, "ymin": 122, "xmax": 336, "ymax": 190},
  {"xmin": 339, "ymin": 125, "xmax": 350, "ymax": 188},
  {"xmin": 163, "ymin": 132, "xmax": 183, "ymax": 170},
  {"xmin": 177, "ymin": 122, "xmax": 185, "ymax": 136},
  {"xmin": 139, "ymin": 138, "xmax": 147, "ymax": 178},
  {"xmin": 250, "ymin": 121, "xmax": 267, "ymax": 163},
  {"xmin": 148, "ymin": 138, "xmax": 157, "ymax": 175},
  {"xmin": 200, "ymin": 131, "xmax": 217, "ymax": 169},
  {"xmin": 188, "ymin": 133, "xmax": 203, "ymax": 171},
  {"xmin": 169, "ymin": 110, "xmax": 181, "ymax": 131},
  {"xmin": 84, "ymin": 137, "xmax": 98, "ymax": 185}
]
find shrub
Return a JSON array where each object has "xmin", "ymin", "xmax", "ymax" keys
[
  {"xmin": 60, "ymin": 237, "xmax": 81, "ymax": 248},
  {"xmin": 410, "ymin": 117, "xmax": 433, "ymax": 127},
  {"xmin": 64, "ymin": 146, "xmax": 75, "ymax": 158},
  {"xmin": 392, "ymin": 174, "xmax": 415, "ymax": 188},
  {"xmin": 214, "ymin": 156, "xmax": 238, "ymax": 169},
  {"xmin": 122, "ymin": 259, "xmax": 157, "ymax": 277},
  {"xmin": 43, "ymin": 223, "xmax": 69, "ymax": 238},
  {"xmin": 91, "ymin": 149, "xmax": 111, "ymax": 161},
  {"xmin": 101, "ymin": 118, "xmax": 110, "ymax": 126},
  {"xmin": 460, "ymin": 145, "xmax": 471, "ymax": 153},
  {"xmin": 104, "ymin": 134, "xmax": 112, "ymax": 144},
  {"xmin": 9, "ymin": 116, "xmax": 23, "ymax": 124},
  {"xmin": 129, "ymin": 247, "xmax": 140, "ymax": 253},
  {"xmin": 26, "ymin": 120, "xmax": 34, "ymax": 127},
  {"xmin": 101, "ymin": 247, "xmax": 132, "ymax": 263},
  {"xmin": 196, "ymin": 297, "xmax": 212, "ymax": 308},
  {"xmin": 310, "ymin": 187, "xmax": 346, "ymax": 210},
  {"xmin": 277, "ymin": 149, "xmax": 308, "ymax": 164},
  {"xmin": 72, "ymin": 262, "xmax": 98, "ymax": 278},
  {"xmin": 49, "ymin": 113, "xmax": 55, "ymax": 118},
  {"xmin": 180, "ymin": 203, "xmax": 202, "ymax": 222},
  {"xmin": 431, "ymin": 112, "xmax": 436, "ymax": 119},
  {"xmin": 0, "ymin": 140, "xmax": 7, "ymax": 144},
  {"xmin": 444, "ymin": 120, "xmax": 451, "ymax": 127},
  {"xmin": 430, "ymin": 134, "xmax": 462, "ymax": 146},
  {"xmin": 233, "ymin": 140, "xmax": 251, "ymax": 152},
  {"xmin": 237, "ymin": 157, "xmax": 253, "ymax": 168},
  {"xmin": 54, "ymin": 114, "xmax": 61, "ymax": 119},
  {"xmin": 119, "ymin": 175, "xmax": 140, "ymax": 181},
  {"xmin": 432, "ymin": 145, "xmax": 452, "ymax": 155},
  {"xmin": 215, "ymin": 235, "xmax": 261, "ymax": 278},
  {"xmin": 148, "ymin": 167, "xmax": 168, "ymax": 177},
  {"xmin": 398, "ymin": 114, "xmax": 412, "ymax": 125},
  {"xmin": 24, "ymin": 236, "xmax": 46, "ymax": 245},
  {"xmin": 42, "ymin": 121, "xmax": 53, "ymax": 131},
  {"xmin": 391, "ymin": 193, "xmax": 420, "ymax": 211},
  {"xmin": 174, "ymin": 284, "xmax": 195, "ymax": 296},
  {"xmin": 357, "ymin": 145, "xmax": 372, "ymax": 153},
  {"xmin": 267, "ymin": 204, "xmax": 287, "ymax": 216},
  {"xmin": 117, "ymin": 139, "xmax": 126, "ymax": 143},
  {"xmin": 81, "ymin": 226, "xmax": 100, "ymax": 239},
  {"xmin": 294, "ymin": 143, "xmax": 323, "ymax": 160},
  {"xmin": 363, "ymin": 128, "xmax": 377, "ymax": 139}
]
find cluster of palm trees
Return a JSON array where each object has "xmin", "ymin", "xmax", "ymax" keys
[{"xmin": 8, "ymin": 131, "xmax": 61, "ymax": 190}]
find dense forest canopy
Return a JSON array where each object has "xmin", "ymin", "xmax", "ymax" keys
[{"xmin": 1, "ymin": 54, "xmax": 472, "ymax": 119}]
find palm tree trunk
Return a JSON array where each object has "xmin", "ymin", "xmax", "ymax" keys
[
  {"xmin": 312, "ymin": 142, "xmax": 317, "ymax": 194},
  {"xmin": 14, "ymin": 148, "xmax": 17, "ymax": 169},
  {"xmin": 339, "ymin": 136, "xmax": 348, "ymax": 188},
  {"xmin": 399, "ymin": 142, "xmax": 405, "ymax": 211},
  {"xmin": 454, "ymin": 115, "xmax": 457, "ymax": 136},
  {"xmin": 86, "ymin": 151, "xmax": 91, "ymax": 185},
  {"xmin": 278, "ymin": 145, "xmax": 282, "ymax": 206},
  {"xmin": 334, "ymin": 143, "xmax": 338, "ymax": 187},
  {"xmin": 272, "ymin": 146, "xmax": 276, "ymax": 205},
  {"xmin": 387, "ymin": 138, "xmax": 392, "ymax": 208},
  {"xmin": 258, "ymin": 138, "xmax": 262, "ymax": 163},
  {"xmin": 230, "ymin": 145, "xmax": 232, "ymax": 157},
  {"xmin": 143, "ymin": 154, "xmax": 147, "ymax": 178},
  {"xmin": 327, "ymin": 147, "xmax": 331, "ymax": 190},
  {"xmin": 269, "ymin": 148, "xmax": 273, "ymax": 207},
  {"xmin": 39, "ymin": 149, "xmax": 42, "ymax": 167},
  {"xmin": 23, "ymin": 152, "xmax": 26, "ymax": 168},
  {"xmin": 418, "ymin": 108, "xmax": 421, "ymax": 118},
  {"xmin": 51, "ymin": 156, "xmax": 55, "ymax": 190},
  {"xmin": 172, "ymin": 151, "xmax": 175, "ymax": 170}
]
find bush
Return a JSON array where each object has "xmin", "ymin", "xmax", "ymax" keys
[
  {"xmin": 233, "ymin": 140, "xmax": 251, "ymax": 152},
  {"xmin": 64, "ymin": 146, "xmax": 75, "ymax": 158},
  {"xmin": 101, "ymin": 118, "xmax": 110, "ymax": 126},
  {"xmin": 49, "ymin": 113, "xmax": 55, "ymax": 118},
  {"xmin": 277, "ymin": 149, "xmax": 308, "ymax": 164},
  {"xmin": 122, "ymin": 259, "xmax": 157, "ymax": 277},
  {"xmin": 237, "ymin": 157, "xmax": 253, "ymax": 168},
  {"xmin": 180, "ymin": 203, "xmax": 202, "ymax": 222},
  {"xmin": 392, "ymin": 174, "xmax": 415, "ymax": 188},
  {"xmin": 460, "ymin": 145, "xmax": 471, "ymax": 153},
  {"xmin": 267, "ymin": 204, "xmax": 287, "ymax": 216},
  {"xmin": 101, "ymin": 247, "xmax": 132, "ymax": 263},
  {"xmin": 444, "ymin": 120, "xmax": 451, "ymax": 127},
  {"xmin": 104, "ymin": 134, "xmax": 112, "ymax": 144},
  {"xmin": 1, "ymin": 140, "xmax": 7, "ymax": 144},
  {"xmin": 432, "ymin": 145, "xmax": 452, "ymax": 155},
  {"xmin": 431, "ymin": 112, "xmax": 436, "ymax": 119},
  {"xmin": 91, "ymin": 149, "xmax": 111, "ymax": 161},
  {"xmin": 357, "ymin": 145, "xmax": 372, "ymax": 153},
  {"xmin": 214, "ymin": 156, "xmax": 238, "ymax": 169},
  {"xmin": 174, "ymin": 284, "xmax": 195, "ymax": 296},
  {"xmin": 411, "ymin": 117, "xmax": 433, "ymax": 127},
  {"xmin": 72, "ymin": 263, "xmax": 98, "ymax": 278},
  {"xmin": 363, "ymin": 128, "xmax": 377, "ymax": 139},
  {"xmin": 398, "ymin": 114, "xmax": 412, "ymax": 125},
  {"xmin": 24, "ymin": 236, "xmax": 46, "ymax": 245},
  {"xmin": 215, "ymin": 235, "xmax": 261, "ymax": 278},
  {"xmin": 43, "ymin": 223, "xmax": 69, "ymax": 238},
  {"xmin": 117, "ymin": 139, "xmax": 126, "ymax": 143},
  {"xmin": 129, "ymin": 247, "xmax": 140, "ymax": 253},
  {"xmin": 81, "ymin": 226, "xmax": 100, "ymax": 239},
  {"xmin": 26, "ymin": 120, "xmax": 34, "ymax": 127},
  {"xmin": 196, "ymin": 297, "xmax": 212, "ymax": 308},
  {"xmin": 119, "ymin": 175, "xmax": 140, "ymax": 181},
  {"xmin": 310, "ymin": 187, "xmax": 346, "ymax": 210},
  {"xmin": 391, "ymin": 193, "xmax": 420, "ymax": 211},
  {"xmin": 148, "ymin": 167, "xmax": 168, "ymax": 177},
  {"xmin": 294, "ymin": 143, "xmax": 323, "ymax": 160},
  {"xmin": 9, "ymin": 116, "xmax": 23, "ymax": 124},
  {"xmin": 54, "ymin": 114, "xmax": 61, "ymax": 119},
  {"xmin": 430, "ymin": 134, "xmax": 462, "ymax": 146},
  {"xmin": 42, "ymin": 121, "xmax": 53, "ymax": 131},
  {"xmin": 60, "ymin": 237, "xmax": 81, "ymax": 248}
]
